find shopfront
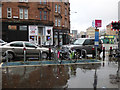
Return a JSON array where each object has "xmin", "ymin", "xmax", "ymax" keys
[
  {"xmin": 53, "ymin": 29, "xmax": 70, "ymax": 46},
  {"xmin": 29, "ymin": 25, "xmax": 53, "ymax": 46}
]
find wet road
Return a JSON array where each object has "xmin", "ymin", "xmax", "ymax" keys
[{"xmin": 1, "ymin": 52, "xmax": 120, "ymax": 89}]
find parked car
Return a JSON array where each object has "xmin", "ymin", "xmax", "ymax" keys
[
  {"xmin": 0, "ymin": 41, "xmax": 51, "ymax": 61},
  {"xmin": 0, "ymin": 39, "xmax": 7, "ymax": 46},
  {"xmin": 61, "ymin": 38, "xmax": 103, "ymax": 57}
]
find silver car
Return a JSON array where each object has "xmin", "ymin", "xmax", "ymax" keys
[
  {"xmin": 0, "ymin": 39, "xmax": 7, "ymax": 46},
  {"xmin": 0, "ymin": 41, "xmax": 50, "ymax": 60}
]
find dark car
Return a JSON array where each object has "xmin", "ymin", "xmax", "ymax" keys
[{"xmin": 61, "ymin": 38, "xmax": 103, "ymax": 57}]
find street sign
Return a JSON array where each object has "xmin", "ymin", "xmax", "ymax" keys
[
  {"xmin": 95, "ymin": 29, "xmax": 99, "ymax": 47},
  {"xmin": 95, "ymin": 41, "xmax": 99, "ymax": 47},
  {"xmin": 95, "ymin": 29, "xmax": 99, "ymax": 41},
  {"xmin": 95, "ymin": 20, "xmax": 102, "ymax": 27}
]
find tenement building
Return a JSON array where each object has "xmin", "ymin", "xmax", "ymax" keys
[{"xmin": 1, "ymin": 0, "xmax": 70, "ymax": 46}]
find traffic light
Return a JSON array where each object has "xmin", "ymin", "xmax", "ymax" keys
[
  {"xmin": 46, "ymin": 36, "xmax": 51, "ymax": 41},
  {"xmin": 111, "ymin": 21, "xmax": 120, "ymax": 30},
  {"xmin": 47, "ymin": 29, "xmax": 51, "ymax": 35}
]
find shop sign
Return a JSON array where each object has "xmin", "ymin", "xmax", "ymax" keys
[
  {"xmin": 29, "ymin": 26, "xmax": 38, "ymax": 36},
  {"xmin": 8, "ymin": 25, "xmax": 17, "ymax": 30},
  {"xmin": 19, "ymin": 26, "xmax": 27, "ymax": 30}
]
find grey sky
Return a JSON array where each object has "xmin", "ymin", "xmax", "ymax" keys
[{"xmin": 70, "ymin": 0, "xmax": 119, "ymax": 33}]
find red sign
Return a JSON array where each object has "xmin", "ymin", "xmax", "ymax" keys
[{"xmin": 95, "ymin": 20, "xmax": 102, "ymax": 27}]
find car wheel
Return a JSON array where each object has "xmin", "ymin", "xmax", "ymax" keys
[
  {"xmin": 42, "ymin": 52, "xmax": 48, "ymax": 59},
  {"xmin": 6, "ymin": 52, "xmax": 14, "ymax": 61}
]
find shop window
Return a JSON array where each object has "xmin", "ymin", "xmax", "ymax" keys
[{"xmin": 7, "ymin": 8, "xmax": 12, "ymax": 18}]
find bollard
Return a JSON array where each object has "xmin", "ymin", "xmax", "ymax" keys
[
  {"xmin": 109, "ymin": 47, "xmax": 113, "ymax": 57},
  {"xmin": 103, "ymin": 47, "xmax": 105, "ymax": 61},
  {"xmin": 92, "ymin": 47, "xmax": 95, "ymax": 59},
  {"xmin": 39, "ymin": 50, "xmax": 42, "ymax": 61},
  {"xmin": 49, "ymin": 48, "xmax": 51, "ymax": 60},
  {"xmin": 23, "ymin": 47, "xmax": 26, "ymax": 62},
  {"xmin": 6, "ymin": 51, "xmax": 9, "ymax": 62}
]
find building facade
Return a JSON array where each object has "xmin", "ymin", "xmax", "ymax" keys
[
  {"xmin": 104, "ymin": 24, "xmax": 118, "ymax": 44},
  {"xmin": 1, "ymin": 0, "xmax": 70, "ymax": 46},
  {"xmin": 86, "ymin": 26, "xmax": 95, "ymax": 38}
]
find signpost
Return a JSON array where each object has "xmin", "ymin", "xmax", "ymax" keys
[{"xmin": 93, "ymin": 20, "xmax": 102, "ymax": 59}]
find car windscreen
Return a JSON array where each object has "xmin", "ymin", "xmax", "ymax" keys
[
  {"xmin": 73, "ymin": 39, "xmax": 85, "ymax": 45},
  {"xmin": 0, "ymin": 40, "xmax": 5, "ymax": 43}
]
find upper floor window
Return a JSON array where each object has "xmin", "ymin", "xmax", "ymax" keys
[
  {"xmin": 65, "ymin": 19, "xmax": 67, "ymax": 27},
  {"xmin": 24, "ymin": 9, "xmax": 28, "ymax": 19},
  {"xmin": 19, "ymin": 8, "xmax": 28, "ymax": 19},
  {"xmin": 40, "ymin": 0, "xmax": 42, "ymax": 4},
  {"xmin": 58, "ymin": 5, "xmax": 61, "ymax": 13},
  {"xmin": 55, "ymin": 18, "xmax": 57, "ymax": 26},
  {"xmin": 40, "ymin": 11, "xmax": 42, "ymax": 20},
  {"xmin": 55, "ymin": 4, "xmax": 57, "ymax": 12},
  {"xmin": 44, "ymin": 0, "xmax": 47, "ymax": 4},
  {"xmin": 44, "ymin": 11, "xmax": 47, "ymax": 20},
  {"xmin": 19, "ymin": 0, "xmax": 28, "ymax": 2},
  {"xmin": 19, "ymin": 8, "xmax": 23, "ymax": 19},
  {"xmin": 7, "ymin": 8, "xmax": 12, "ymax": 18},
  {"xmin": 65, "ymin": 8, "xmax": 67, "ymax": 16},
  {"xmin": 0, "ymin": 7, "xmax": 2, "ymax": 18},
  {"xmin": 58, "ymin": 19, "xmax": 61, "ymax": 27}
]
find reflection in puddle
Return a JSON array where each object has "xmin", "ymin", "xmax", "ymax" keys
[{"xmin": 2, "ymin": 63, "xmax": 119, "ymax": 88}]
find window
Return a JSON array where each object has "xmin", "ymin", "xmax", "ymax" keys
[
  {"xmin": 55, "ymin": 18, "xmax": 57, "ymax": 26},
  {"xmin": 24, "ymin": 9, "xmax": 28, "ymax": 19},
  {"xmin": 19, "ymin": 8, "xmax": 23, "ymax": 19},
  {"xmin": 58, "ymin": 19, "xmax": 61, "ymax": 27},
  {"xmin": 10, "ymin": 42, "xmax": 23, "ymax": 47},
  {"xmin": 19, "ymin": 0, "xmax": 28, "ymax": 2},
  {"xmin": 7, "ymin": 8, "xmax": 12, "ymax": 18},
  {"xmin": 0, "ymin": 7, "xmax": 1, "ymax": 18},
  {"xmin": 58, "ymin": 5, "xmax": 61, "ymax": 13},
  {"xmin": 40, "ymin": 0, "xmax": 42, "ymax": 4},
  {"xmin": 24, "ymin": 0, "xmax": 28, "ymax": 2},
  {"xmin": 44, "ymin": 11, "xmax": 47, "ymax": 20},
  {"xmin": 83, "ymin": 39, "xmax": 91, "ymax": 45},
  {"xmin": 65, "ymin": 19, "xmax": 67, "ymax": 27},
  {"xmin": 40, "ymin": 11, "xmax": 42, "ymax": 20},
  {"xmin": 65, "ymin": 8, "xmax": 67, "ymax": 16},
  {"xmin": 19, "ymin": 0, "xmax": 23, "ymax": 2},
  {"xmin": 25, "ymin": 43, "xmax": 37, "ymax": 48},
  {"xmin": 44, "ymin": 0, "xmax": 47, "ymax": 4},
  {"xmin": 20, "ymin": 8, "xmax": 28, "ymax": 19},
  {"xmin": 55, "ymin": 4, "xmax": 57, "ymax": 12}
]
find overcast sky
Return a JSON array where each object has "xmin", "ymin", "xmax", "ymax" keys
[{"xmin": 70, "ymin": 0, "xmax": 120, "ymax": 33}]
